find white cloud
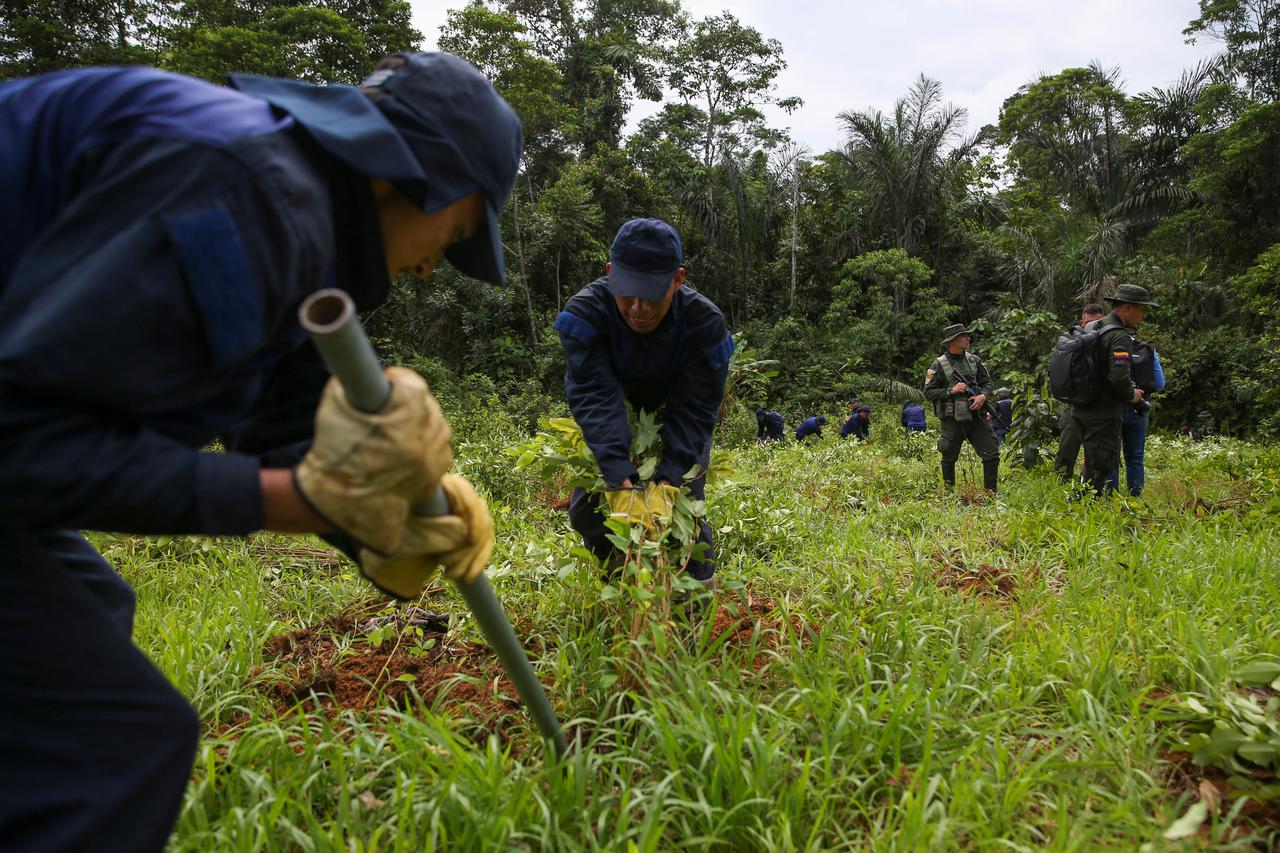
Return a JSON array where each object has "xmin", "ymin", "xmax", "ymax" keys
[{"xmin": 412, "ymin": 0, "xmax": 1220, "ymax": 153}]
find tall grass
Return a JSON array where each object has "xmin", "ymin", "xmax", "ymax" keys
[{"xmin": 102, "ymin": 426, "xmax": 1279, "ymax": 849}]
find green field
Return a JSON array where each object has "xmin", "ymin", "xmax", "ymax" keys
[{"xmin": 109, "ymin": 425, "xmax": 1280, "ymax": 850}]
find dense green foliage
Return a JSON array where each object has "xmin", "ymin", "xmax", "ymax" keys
[
  {"xmin": 102, "ymin": 398, "xmax": 1280, "ymax": 848},
  {"xmin": 4, "ymin": 0, "xmax": 1277, "ymax": 434}
]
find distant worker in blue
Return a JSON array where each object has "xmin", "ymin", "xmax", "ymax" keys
[
  {"xmin": 756, "ymin": 407, "xmax": 785, "ymax": 442},
  {"xmin": 902, "ymin": 399, "xmax": 928, "ymax": 434},
  {"xmin": 840, "ymin": 398, "xmax": 871, "ymax": 441},
  {"xmin": 556, "ymin": 219, "xmax": 733, "ymax": 590},
  {"xmin": 990, "ymin": 388, "xmax": 1014, "ymax": 444},
  {"xmin": 795, "ymin": 415, "xmax": 826, "ymax": 441},
  {"xmin": 0, "ymin": 54, "xmax": 519, "ymax": 851}
]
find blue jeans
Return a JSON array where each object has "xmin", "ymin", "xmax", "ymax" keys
[{"xmin": 1107, "ymin": 406, "xmax": 1149, "ymax": 496}]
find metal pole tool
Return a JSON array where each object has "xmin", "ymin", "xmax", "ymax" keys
[{"xmin": 300, "ymin": 288, "xmax": 567, "ymax": 757}]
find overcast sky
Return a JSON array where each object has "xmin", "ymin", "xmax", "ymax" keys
[{"xmin": 412, "ymin": 0, "xmax": 1220, "ymax": 154}]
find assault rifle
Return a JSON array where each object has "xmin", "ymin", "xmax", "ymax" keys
[{"xmin": 951, "ymin": 366, "xmax": 1010, "ymax": 431}]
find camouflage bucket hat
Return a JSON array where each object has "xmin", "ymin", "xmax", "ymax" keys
[{"xmin": 1106, "ymin": 283, "xmax": 1160, "ymax": 307}]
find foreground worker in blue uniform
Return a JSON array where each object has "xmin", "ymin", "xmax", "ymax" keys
[
  {"xmin": 0, "ymin": 53, "xmax": 520, "ymax": 851},
  {"xmin": 555, "ymin": 219, "xmax": 733, "ymax": 588}
]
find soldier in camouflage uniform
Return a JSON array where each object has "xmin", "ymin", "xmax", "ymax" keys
[
  {"xmin": 1070, "ymin": 284, "xmax": 1156, "ymax": 494},
  {"xmin": 1053, "ymin": 303, "xmax": 1106, "ymax": 481},
  {"xmin": 923, "ymin": 324, "xmax": 1001, "ymax": 493}
]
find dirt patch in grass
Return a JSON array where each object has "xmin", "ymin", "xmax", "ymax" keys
[
  {"xmin": 929, "ymin": 550, "xmax": 1035, "ymax": 601},
  {"xmin": 956, "ymin": 487, "xmax": 991, "ymax": 506},
  {"xmin": 708, "ymin": 594, "xmax": 808, "ymax": 670},
  {"xmin": 534, "ymin": 473, "xmax": 573, "ymax": 511},
  {"xmin": 255, "ymin": 601, "xmax": 523, "ymax": 726}
]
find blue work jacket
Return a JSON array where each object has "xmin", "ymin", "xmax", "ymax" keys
[
  {"xmin": 0, "ymin": 66, "xmax": 406, "ymax": 535},
  {"xmin": 840, "ymin": 405, "xmax": 871, "ymax": 439},
  {"xmin": 994, "ymin": 399, "xmax": 1013, "ymax": 428},
  {"xmin": 902, "ymin": 403, "xmax": 927, "ymax": 432},
  {"xmin": 554, "ymin": 279, "xmax": 733, "ymax": 487},
  {"xmin": 758, "ymin": 411, "xmax": 784, "ymax": 441},
  {"xmin": 795, "ymin": 417, "xmax": 823, "ymax": 440}
]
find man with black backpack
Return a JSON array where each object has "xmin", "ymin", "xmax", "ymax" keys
[
  {"xmin": 923, "ymin": 323, "xmax": 1001, "ymax": 493},
  {"xmin": 1052, "ymin": 284, "xmax": 1157, "ymax": 495},
  {"xmin": 1052, "ymin": 304, "xmax": 1106, "ymax": 481}
]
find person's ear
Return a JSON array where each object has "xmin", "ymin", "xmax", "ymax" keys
[
  {"xmin": 673, "ymin": 267, "xmax": 686, "ymax": 288},
  {"xmin": 605, "ymin": 261, "xmax": 612, "ymax": 275}
]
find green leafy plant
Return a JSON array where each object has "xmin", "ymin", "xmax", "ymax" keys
[
  {"xmin": 720, "ymin": 333, "xmax": 779, "ymax": 422},
  {"xmin": 1165, "ymin": 659, "xmax": 1280, "ymax": 791},
  {"xmin": 510, "ymin": 406, "xmax": 717, "ymax": 690},
  {"xmin": 1005, "ymin": 378, "xmax": 1061, "ymax": 468}
]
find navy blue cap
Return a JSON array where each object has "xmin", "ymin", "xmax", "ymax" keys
[
  {"xmin": 607, "ymin": 218, "xmax": 683, "ymax": 301},
  {"xmin": 230, "ymin": 52, "xmax": 522, "ymax": 285}
]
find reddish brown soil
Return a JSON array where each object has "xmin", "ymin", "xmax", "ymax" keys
[
  {"xmin": 708, "ymin": 595, "xmax": 808, "ymax": 670},
  {"xmin": 256, "ymin": 602, "xmax": 522, "ymax": 725},
  {"xmin": 534, "ymin": 473, "xmax": 573, "ymax": 511},
  {"xmin": 930, "ymin": 550, "xmax": 1033, "ymax": 600}
]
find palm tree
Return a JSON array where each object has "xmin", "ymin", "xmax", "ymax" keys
[
  {"xmin": 837, "ymin": 75, "xmax": 975, "ymax": 257},
  {"xmin": 837, "ymin": 76, "xmax": 975, "ymax": 345}
]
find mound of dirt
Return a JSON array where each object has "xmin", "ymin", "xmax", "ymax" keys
[
  {"xmin": 929, "ymin": 550, "xmax": 1033, "ymax": 600},
  {"xmin": 708, "ymin": 595, "xmax": 808, "ymax": 670},
  {"xmin": 256, "ymin": 602, "xmax": 523, "ymax": 724}
]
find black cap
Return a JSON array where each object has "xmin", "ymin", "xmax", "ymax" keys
[
  {"xmin": 607, "ymin": 219, "xmax": 683, "ymax": 301},
  {"xmin": 1106, "ymin": 283, "xmax": 1160, "ymax": 307}
]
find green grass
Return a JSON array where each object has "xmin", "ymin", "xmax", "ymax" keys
[{"xmin": 102, "ymin": 428, "xmax": 1280, "ymax": 850}]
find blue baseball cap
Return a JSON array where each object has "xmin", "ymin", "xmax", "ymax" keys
[
  {"xmin": 607, "ymin": 218, "xmax": 683, "ymax": 301},
  {"xmin": 230, "ymin": 52, "xmax": 522, "ymax": 286}
]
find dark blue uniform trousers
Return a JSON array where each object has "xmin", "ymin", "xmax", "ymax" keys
[{"xmin": 0, "ymin": 528, "xmax": 199, "ymax": 852}]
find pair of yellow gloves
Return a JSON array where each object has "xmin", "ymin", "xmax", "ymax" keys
[
  {"xmin": 605, "ymin": 482, "xmax": 682, "ymax": 536},
  {"xmin": 294, "ymin": 367, "xmax": 492, "ymax": 599}
]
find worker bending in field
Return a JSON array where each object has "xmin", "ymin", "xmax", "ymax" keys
[
  {"xmin": 0, "ymin": 53, "xmax": 519, "ymax": 851},
  {"xmin": 555, "ymin": 219, "xmax": 733, "ymax": 590}
]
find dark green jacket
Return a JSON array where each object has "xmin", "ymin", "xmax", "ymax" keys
[
  {"xmin": 923, "ymin": 351, "xmax": 994, "ymax": 422},
  {"xmin": 1073, "ymin": 313, "xmax": 1138, "ymax": 421}
]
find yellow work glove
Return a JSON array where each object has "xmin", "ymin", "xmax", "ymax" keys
[
  {"xmin": 604, "ymin": 487, "xmax": 652, "ymax": 531},
  {"xmin": 358, "ymin": 475, "xmax": 495, "ymax": 599},
  {"xmin": 295, "ymin": 366, "xmax": 451, "ymax": 555},
  {"xmin": 643, "ymin": 482, "xmax": 681, "ymax": 530}
]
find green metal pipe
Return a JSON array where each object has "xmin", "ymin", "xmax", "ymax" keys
[{"xmin": 299, "ymin": 288, "xmax": 567, "ymax": 757}]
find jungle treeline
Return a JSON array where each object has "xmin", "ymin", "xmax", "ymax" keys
[{"xmin": 4, "ymin": 0, "xmax": 1278, "ymax": 434}]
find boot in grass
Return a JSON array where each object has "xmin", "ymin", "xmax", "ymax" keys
[
  {"xmin": 941, "ymin": 460, "xmax": 956, "ymax": 489},
  {"xmin": 983, "ymin": 459, "xmax": 999, "ymax": 495}
]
